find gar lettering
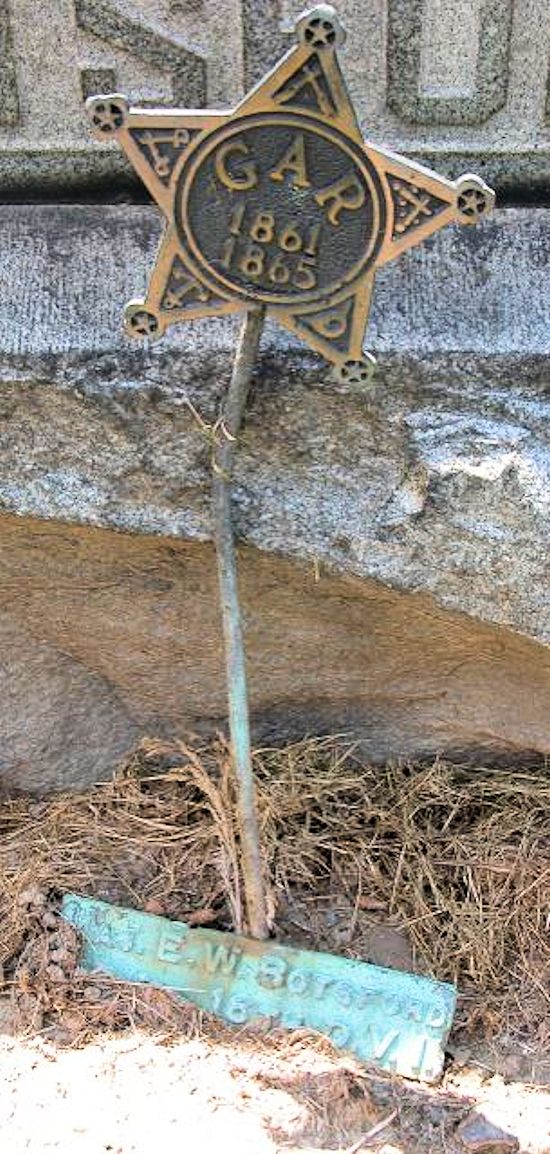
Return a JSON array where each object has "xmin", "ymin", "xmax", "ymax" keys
[
  {"xmin": 214, "ymin": 133, "xmax": 364, "ymax": 226},
  {"xmin": 314, "ymin": 173, "xmax": 365, "ymax": 225}
]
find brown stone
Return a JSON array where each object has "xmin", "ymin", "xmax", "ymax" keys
[
  {"xmin": 3, "ymin": 512, "xmax": 550, "ymax": 793},
  {"xmin": 456, "ymin": 1111, "xmax": 519, "ymax": 1152}
]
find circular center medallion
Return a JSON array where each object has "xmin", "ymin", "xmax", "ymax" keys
[{"xmin": 176, "ymin": 113, "xmax": 385, "ymax": 306}]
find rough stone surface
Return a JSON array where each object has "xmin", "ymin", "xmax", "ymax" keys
[
  {"xmin": 1, "ymin": 1, "xmax": 550, "ymax": 190},
  {"xmin": 1, "ymin": 204, "xmax": 550, "ymax": 650},
  {"xmin": 456, "ymin": 1111, "xmax": 519, "ymax": 1153},
  {"xmin": 4, "ymin": 513, "xmax": 550, "ymax": 794}
]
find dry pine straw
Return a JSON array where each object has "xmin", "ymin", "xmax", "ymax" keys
[{"xmin": 0, "ymin": 736, "xmax": 549, "ymax": 1046}]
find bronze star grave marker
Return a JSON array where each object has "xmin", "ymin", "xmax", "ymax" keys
[{"xmin": 63, "ymin": 6, "xmax": 495, "ymax": 1081}]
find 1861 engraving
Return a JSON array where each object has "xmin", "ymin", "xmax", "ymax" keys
[{"xmin": 179, "ymin": 116, "xmax": 385, "ymax": 304}]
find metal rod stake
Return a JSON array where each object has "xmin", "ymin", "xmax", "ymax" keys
[{"xmin": 212, "ymin": 305, "xmax": 268, "ymax": 941}]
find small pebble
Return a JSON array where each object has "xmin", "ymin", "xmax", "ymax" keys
[
  {"xmin": 143, "ymin": 898, "xmax": 165, "ymax": 916},
  {"xmin": 41, "ymin": 912, "xmax": 59, "ymax": 930},
  {"xmin": 85, "ymin": 985, "xmax": 104, "ymax": 1003},
  {"xmin": 456, "ymin": 1111, "xmax": 519, "ymax": 1152},
  {"xmin": 45, "ymin": 964, "xmax": 67, "ymax": 983},
  {"xmin": 17, "ymin": 886, "xmax": 47, "ymax": 910}
]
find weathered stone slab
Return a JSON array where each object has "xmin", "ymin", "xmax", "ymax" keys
[
  {"xmin": 0, "ymin": 0, "xmax": 245, "ymax": 191},
  {"xmin": 1, "ymin": 1, "xmax": 550, "ymax": 190},
  {"xmin": 1, "ymin": 204, "xmax": 550, "ymax": 648},
  {"xmin": 3, "ymin": 513, "xmax": 550, "ymax": 794}
]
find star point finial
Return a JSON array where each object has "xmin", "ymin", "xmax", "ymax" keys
[{"xmin": 295, "ymin": 5, "xmax": 346, "ymax": 49}]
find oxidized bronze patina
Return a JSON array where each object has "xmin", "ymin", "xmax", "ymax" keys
[
  {"xmin": 63, "ymin": 893, "xmax": 457, "ymax": 1083},
  {"xmin": 86, "ymin": 4, "xmax": 494, "ymax": 382}
]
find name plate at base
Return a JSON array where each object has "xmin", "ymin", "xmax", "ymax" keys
[{"xmin": 62, "ymin": 893, "xmax": 456, "ymax": 1083}]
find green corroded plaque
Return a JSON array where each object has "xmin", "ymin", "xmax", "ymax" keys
[{"xmin": 62, "ymin": 893, "xmax": 456, "ymax": 1082}]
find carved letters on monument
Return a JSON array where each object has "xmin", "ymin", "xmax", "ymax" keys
[
  {"xmin": 0, "ymin": 0, "xmax": 245, "ymax": 184},
  {"xmin": 1, "ymin": 2, "xmax": 550, "ymax": 187},
  {"xmin": 386, "ymin": 0, "xmax": 514, "ymax": 126},
  {"xmin": 245, "ymin": 0, "xmax": 550, "ymax": 188}
]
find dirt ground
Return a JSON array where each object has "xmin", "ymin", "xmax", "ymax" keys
[
  {"xmin": 1, "ymin": 1021, "xmax": 550, "ymax": 1153},
  {"xmin": 1, "ymin": 738, "xmax": 550, "ymax": 1152}
]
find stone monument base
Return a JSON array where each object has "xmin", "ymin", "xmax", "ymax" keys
[{"xmin": 2, "ymin": 513, "xmax": 549, "ymax": 794}]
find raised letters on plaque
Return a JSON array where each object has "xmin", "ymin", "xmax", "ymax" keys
[{"xmin": 63, "ymin": 892, "xmax": 458, "ymax": 1083}]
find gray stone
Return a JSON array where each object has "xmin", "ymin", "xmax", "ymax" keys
[
  {"xmin": 5, "ymin": 513, "xmax": 550, "ymax": 794},
  {"xmin": 1, "ymin": 204, "xmax": 550, "ymax": 650},
  {"xmin": 456, "ymin": 1111, "xmax": 519, "ymax": 1152},
  {"xmin": 3, "ymin": 7, "xmax": 550, "ymax": 793},
  {"xmin": 387, "ymin": 0, "xmax": 512, "ymax": 126},
  {"xmin": 1, "ymin": 1, "xmax": 550, "ymax": 191},
  {"xmin": 0, "ymin": 0, "xmax": 246, "ymax": 192}
]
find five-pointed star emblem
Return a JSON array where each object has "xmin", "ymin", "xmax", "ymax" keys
[{"xmin": 87, "ymin": 3, "xmax": 495, "ymax": 384}]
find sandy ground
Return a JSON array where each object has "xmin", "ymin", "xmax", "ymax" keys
[
  {"xmin": 2, "ymin": 745, "xmax": 550, "ymax": 1152},
  {"xmin": 1, "ymin": 1027, "xmax": 550, "ymax": 1154}
]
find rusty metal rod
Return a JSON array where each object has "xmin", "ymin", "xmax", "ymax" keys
[{"xmin": 212, "ymin": 305, "xmax": 268, "ymax": 941}]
